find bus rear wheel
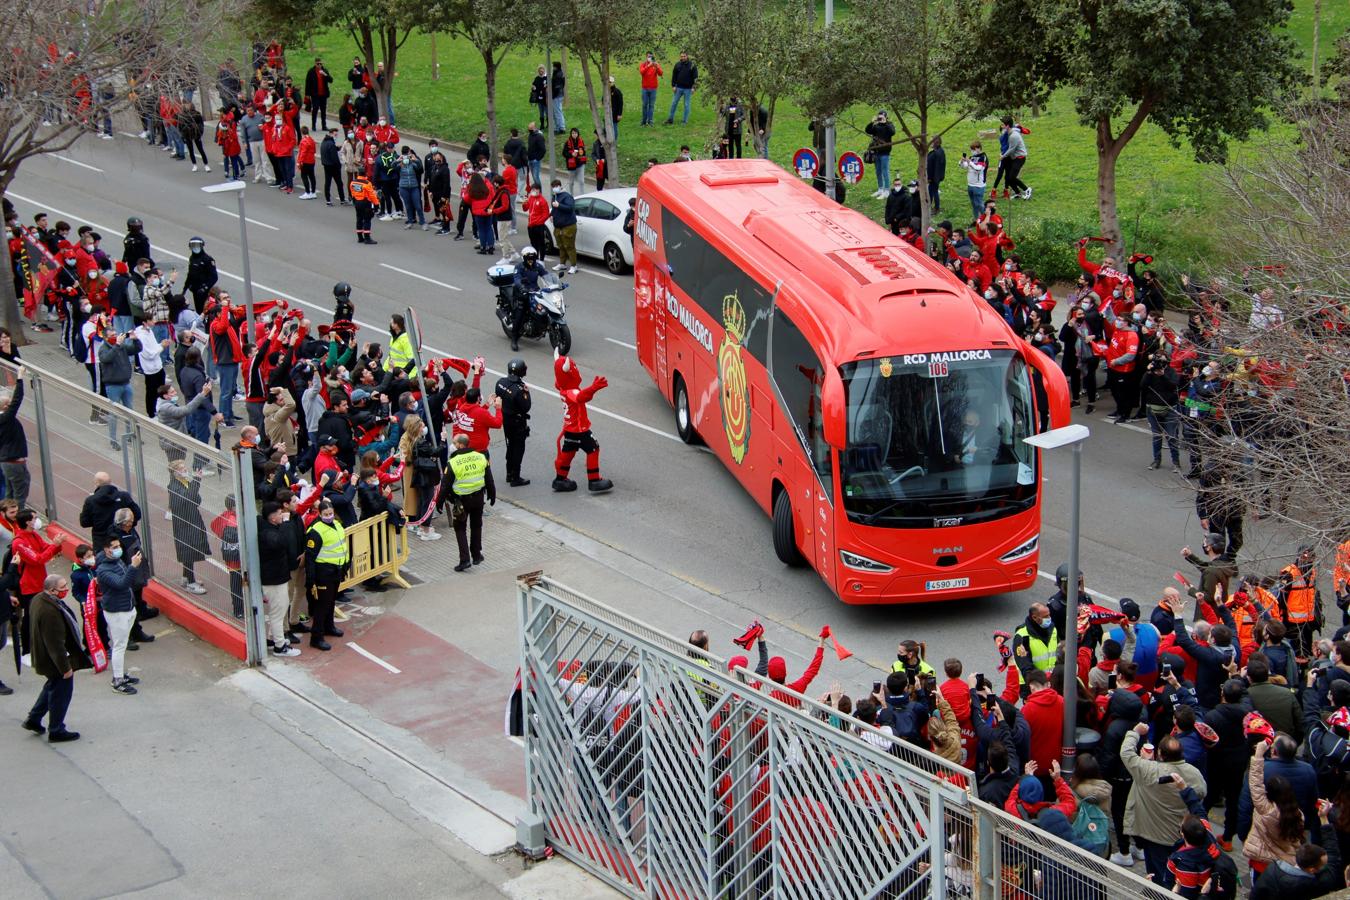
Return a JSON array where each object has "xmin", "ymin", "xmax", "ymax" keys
[
  {"xmin": 674, "ymin": 375, "xmax": 700, "ymax": 445},
  {"xmin": 773, "ymin": 490, "xmax": 805, "ymax": 567}
]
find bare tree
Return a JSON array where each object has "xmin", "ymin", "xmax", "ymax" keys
[
  {"xmin": 1188, "ymin": 101, "xmax": 1350, "ymax": 570},
  {"xmin": 0, "ymin": 0, "xmax": 232, "ymax": 343}
]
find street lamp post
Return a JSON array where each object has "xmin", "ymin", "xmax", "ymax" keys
[
  {"xmin": 823, "ymin": 0, "xmax": 836, "ymax": 200},
  {"xmin": 200, "ymin": 181, "xmax": 257, "ymax": 340},
  {"xmin": 1024, "ymin": 422, "xmax": 1090, "ymax": 775}
]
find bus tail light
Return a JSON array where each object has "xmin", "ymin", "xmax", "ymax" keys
[
  {"xmin": 840, "ymin": 550, "xmax": 894, "ymax": 573},
  {"xmin": 998, "ymin": 534, "xmax": 1039, "ymax": 563}
]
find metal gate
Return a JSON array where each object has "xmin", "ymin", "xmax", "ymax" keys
[{"xmin": 517, "ymin": 574, "xmax": 1176, "ymax": 900}]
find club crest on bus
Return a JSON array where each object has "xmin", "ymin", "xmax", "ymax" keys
[{"xmin": 718, "ymin": 292, "xmax": 750, "ymax": 464}]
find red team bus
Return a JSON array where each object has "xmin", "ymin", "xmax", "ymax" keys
[{"xmin": 632, "ymin": 160, "xmax": 1070, "ymax": 604}]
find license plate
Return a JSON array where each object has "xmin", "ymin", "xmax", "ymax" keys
[{"xmin": 925, "ymin": 577, "xmax": 970, "ymax": 592}]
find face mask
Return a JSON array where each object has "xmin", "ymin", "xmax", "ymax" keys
[
  {"xmin": 109, "ymin": 548, "xmax": 123, "ymax": 560},
  {"xmin": 56, "ymin": 589, "xmax": 69, "ymax": 599},
  {"xmin": 80, "ymin": 303, "xmax": 92, "ymax": 314},
  {"xmin": 1037, "ymin": 617, "xmax": 1051, "ymax": 630},
  {"xmin": 167, "ymin": 393, "xmax": 178, "ymax": 404},
  {"xmin": 551, "ymin": 186, "xmax": 560, "ymax": 194},
  {"xmin": 347, "ymin": 131, "xmax": 354, "ymax": 139},
  {"xmin": 983, "ymin": 290, "xmax": 996, "ymax": 300},
  {"xmin": 1132, "ymin": 312, "xmax": 1144, "ymax": 322},
  {"xmin": 82, "ymin": 556, "xmax": 95, "ymax": 567},
  {"xmin": 378, "ymin": 119, "xmax": 387, "ymax": 127},
  {"xmin": 1080, "ymin": 300, "xmax": 1092, "ymax": 310},
  {"xmin": 1004, "ymin": 261, "xmax": 1015, "ymax": 271},
  {"xmin": 150, "ymin": 277, "xmax": 161, "ymax": 288},
  {"xmin": 191, "ymin": 246, "xmax": 202, "ymax": 254},
  {"xmin": 1112, "ymin": 289, "xmax": 1123, "ymax": 298},
  {"xmin": 321, "ymin": 514, "xmax": 335, "ymax": 524},
  {"xmin": 65, "ymin": 258, "xmax": 76, "ymax": 266}
]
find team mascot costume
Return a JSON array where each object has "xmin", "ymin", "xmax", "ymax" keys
[{"xmin": 552, "ymin": 350, "xmax": 613, "ymax": 494}]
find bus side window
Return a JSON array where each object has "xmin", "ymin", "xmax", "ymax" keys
[{"xmin": 772, "ymin": 309, "xmax": 832, "ymax": 495}]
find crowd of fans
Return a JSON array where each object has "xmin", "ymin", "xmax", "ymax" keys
[{"xmin": 2, "ymin": 190, "xmax": 528, "ymax": 680}]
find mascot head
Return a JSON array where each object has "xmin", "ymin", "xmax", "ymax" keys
[{"xmin": 554, "ymin": 349, "xmax": 581, "ymax": 391}]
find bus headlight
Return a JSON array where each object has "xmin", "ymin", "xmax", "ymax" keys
[
  {"xmin": 840, "ymin": 550, "xmax": 894, "ymax": 573},
  {"xmin": 999, "ymin": 534, "xmax": 1039, "ymax": 563}
]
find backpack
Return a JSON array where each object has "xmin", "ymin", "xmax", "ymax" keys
[
  {"xmin": 71, "ymin": 320, "xmax": 88, "ymax": 363},
  {"xmin": 1069, "ymin": 799, "xmax": 1110, "ymax": 857}
]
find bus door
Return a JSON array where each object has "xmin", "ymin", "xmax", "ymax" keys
[{"xmin": 770, "ymin": 303, "xmax": 838, "ymax": 585}]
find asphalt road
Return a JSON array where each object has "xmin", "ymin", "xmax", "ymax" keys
[{"xmin": 7, "ymin": 134, "xmax": 1306, "ymax": 675}]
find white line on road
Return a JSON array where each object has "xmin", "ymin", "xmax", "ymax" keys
[
  {"xmin": 118, "ymin": 131, "xmax": 142, "ymax": 139},
  {"xmin": 348, "ymin": 641, "xmax": 402, "ymax": 674},
  {"xmin": 53, "ymin": 155, "xmax": 104, "ymax": 173},
  {"xmin": 604, "ymin": 337, "xmax": 637, "ymax": 351},
  {"xmin": 576, "ymin": 266, "xmax": 620, "ymax": 281},
  {"xmin": 4, "ymin": 190, "xmax": 716, "ymax": 445},
  {"xmin": 379, "ymin": 263, "xmax": 462, "ymax": 291},
  {"xmin": 1036, "ymin": 569, "xmax": 1119, "ymax": 605},
  {"xmin": 208, "ymin": 205, "xmax": 279, "ymax": 231}
]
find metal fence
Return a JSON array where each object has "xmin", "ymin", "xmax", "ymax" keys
[
  {"xmin": 1, "ymin": 358, "xmax": 268, "ymax": 662},
  {"xmin": 517, "ymin": 574, "xmax": 1176, "ymax": 900}
]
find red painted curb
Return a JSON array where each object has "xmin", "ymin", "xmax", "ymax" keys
[{"xmin": 46, "ymin": 523, "xmax": 247, "ymax": 662}]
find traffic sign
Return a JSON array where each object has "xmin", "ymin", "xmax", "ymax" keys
[
  {"xmin": 792, "ymin": 148, "xmax": 819, "ymax": 180},
  {"xmin": 837, "ymin": 151, "xmax": 864, "ymax": 185}
]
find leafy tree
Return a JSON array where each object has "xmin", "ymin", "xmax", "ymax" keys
[
  {"xmin": 797, "ymin": 0, "xmax": 967, "ymax": 236},
  {"xmin": 0, "ymin": 0, "xmax": 230, "ymax": 343},
  {"xmin": 422, "ymin": 0, "xmax": 524, "ymax": 165},
  {"xmin": 250, "ymin": 0, "xmax": 425, "ymax": 123},
  {"xmin": 952, "ymin": 0, "xmax": 1301, "ymax": 261},
  {"xmin": 691, "ymin": 0, "xmax": 813, "ymax": 159},
  {"xmin": 543, "ymin": 0, "xmax": 671, "ymax": 186}
]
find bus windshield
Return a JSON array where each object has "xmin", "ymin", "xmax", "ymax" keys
[{"xmin": 839, "ymin": 350, "xmax": 1036, "ymax": 527}]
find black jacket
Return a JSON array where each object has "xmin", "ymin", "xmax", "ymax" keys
[
  {"xmin": 1140, "ymin": 367, "xmax": 1180, "ymax": 408},
  {"xmin": 425, "ymin": 155, "xmax": 451, "ymax": 196},
  {"xmin": 1204, "ymin": 699, "xmax": 1252, "ymax": 768},
  {"xmin": 1249, "ymin": 859, "xmax": 1340, "ymax": 900},
  {"xmin": 0, "ymin": 380, "xmax": 27, "ymax": 461},
  {"xmin": 304, "ymin": 64, "xmax": 333, "ymax": 100},
  {"xmin": 1171, "ymin": 610, "xmax": 1240, "ymax": 711},
  {"xmin": 927, "ymin": 146, "xmax": 946, "ymax": 185},
  {"xmin": 468, "ymin": 138, "xmax": 490, "ymax": 166},
  {"xmin": 353, "ymin": 92, "xmax": 378, "ymax": 124},
  {"xmin": 106, "ymin": 273, "xmax": 132, "ymax": 317},
  {"xmin": 671, "ymin": 59, "xmax": 697, "ymax": 90},
  {"xmin": 864, "ymin": 119, "xmax": 895, "ymax": 153},
  {"xmin": 319, "ymin": 135, "xmax": 341, "ymax": 166},
  {"xmin": 316, "ymin": 410, "xmax": 355, "ymax": 468},
  {"xmin": 526, "ymin": 129, "xmax": 546, "ymax": 162},
  {"xmin": 550, "ymin": 68, "xmax": 565, "ymax": 97},
  {"xmin": 529, "ymin": 74, "xmax": 547, "ymax": 105},
  {"xmin": 79, "ymin": 484, "xmax": 142, "ymax": 549},
  {"xmin": 494, "ymin": 374, "xmax": 531, "ymax": 429},
  {"xmin": 883, "ymin": 187, "xmax": 914, "ymax": 227},
  {"xmin": 1099, "ymin": 689, "xmax": 1146, "ymax": 781},
  {"xmin": 184, "ymin": 251, "xmax": 218, "ymax": 299},
  {"xmin": 256, "ymin": 517, "xmax": 292, "ymax": 585},
  {"xmin": 122, "ymin": 230, "xmax": 151, "ymax": 266},
  {"xmin": 609, "ymin": 86, "xmax": 623, "ymax": 121},
  {"xmin": 502, "ymin": 136, "xmax": 526, "ymax": 169}
]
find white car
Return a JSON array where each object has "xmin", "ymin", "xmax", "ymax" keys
[{"xmin": 545, "ymin": 188, "xmax": 636, "ymax": 274}]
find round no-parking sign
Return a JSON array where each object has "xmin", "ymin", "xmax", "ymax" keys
[
  {"xmin": 837, "ymin": 151, "xmax": 864, "ymax": 185},
  {"xmin": 792, "ymin": 148, "xmax": 819, "ymax": 179}
]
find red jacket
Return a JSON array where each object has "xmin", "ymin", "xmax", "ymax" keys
[
  {"xmin": 1021, "ymin": 687, "xmax": 1064, "ymax": 771},
  {"xmin": 1103, "ymin": 327, "xmax": 1139, "ymax": 373},
  {"xmin": 13, "ymin": 529, "xmax": 62, "ymax": 596},
  {"xmin": 500, "ymin": 164, "xmax": 518, "ymax": 195},
  {"xmin": 216, "ymin": 119, "xmax": 241, "ymax": 157},
  {"xmin": 639, "ymin": 61, "xmax": 663, "ymax": 89},
  {"xmin": 270, "ymin": 121, "xmax": 297, "ymax": 157},
  {"xmin": 767, "ymin": 646, "xmax": 824, "ymax": 708},
  {"xmin": 524, "ymin": 194, "xmax": 550, "ymax": 227},
  {"xmin": 208, "ymin": 307, "xmax": 245, "ymax": 364},
  {"xmin": 1004, "ymin": 773, "xmax": 1077, "ymax": 822},
  {"xmin": 469, "ymin": 193, "xmax": 492, "ymax": 216},
  {"xmin": 451, "ymin": 401, "xmax": 502, "ymax": 452},
  {"xmin": 371, "ymin": 124, "xmax": 399, "ymax": 145},
  {"xmin": 296, "ymin": 135, "xmax": 316, "ymax": 165},
  {"xmin": 939, "ymin": 678, "xmax": 978, "ymax": 768}
]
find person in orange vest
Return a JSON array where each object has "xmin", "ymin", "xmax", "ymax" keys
[
  {"xmin": 348, "ymin": 174, "xmax": 379, "ymax": 245},
  {"xmin": 1279, "ymin": 546, "xmax": 1321, "ymax": 661},
  {"xmin": 1334, "ymin": 538, "xmax": 1350, "ymax": 627}
]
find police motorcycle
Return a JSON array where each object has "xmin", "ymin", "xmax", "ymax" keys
[{"xmin": 487, "ymin": 248, "xmax": 572, "ymax": 355}]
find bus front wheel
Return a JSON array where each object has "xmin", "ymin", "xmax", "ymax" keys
[
  {"xmin": 773, "ymin": 490, "xmax": 805, "ymax": 567},
  {"xmin": 674, "ymin": 375, "xmax": 700, "ymax": 445}
]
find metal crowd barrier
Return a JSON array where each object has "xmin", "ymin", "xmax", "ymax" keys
[
  {"xmin": 516, "ymin": 574, "xmax": 1175, "ymax": 900},
  {"xmin": 1, "ymin": 358, "xmax": 270, "ymax": 663},
  {"xmin": 339, "ymin": 510, "xmax": 410, "ymax": 591}
]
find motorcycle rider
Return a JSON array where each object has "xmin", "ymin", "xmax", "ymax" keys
[
  {"xmin": 332, "ymin": 281, "xmax": 354, "ymax": 325},
  {"xmin": 495, "ymin": 358, "xmax": 532, "ymax": 486},
  {"xmin": 509, "ymin": 246, "xmax": 549, "ymax": 352}
]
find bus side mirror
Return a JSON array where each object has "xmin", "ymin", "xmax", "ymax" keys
[
  {"xmin": 1021, "ymin": 344, "xmax": 1071, "ymax": 430},
  {"xmin": 822, "ymin": 369, "xmax": 846, "ymax": 448}
]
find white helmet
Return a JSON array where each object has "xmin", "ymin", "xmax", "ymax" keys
[{"xmin": 522, "ymin": 247, "xmax": 539, "ymax": 262}]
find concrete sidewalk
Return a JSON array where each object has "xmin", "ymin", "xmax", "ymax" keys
[{"xmin": 0, "ymin": 625, "xmax": 615, "ymax": 899}]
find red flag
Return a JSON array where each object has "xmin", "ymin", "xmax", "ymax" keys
[
  {"xmin": 16, "ymin": 227, "xmax": 58, "ymax": 320},
  {"xmin": 83, "ymin": 579, "xmax": 108, "ymax": 674}
]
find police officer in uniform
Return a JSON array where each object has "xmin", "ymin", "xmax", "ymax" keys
[
  {"xmin": 333, "ymin": 281, "xmax": 354, "ymax": 324},
  {"xmin": 304, "ymin": 499, "xmax": 349, "ymax": 651},
  {"xmin": 380, "ymin": 313, "xmax": 417, "ymax": 408},
  {"xmin": 1279, "ymin": 545, "xmax": 1322, "ymax": 661},
  {"xmin": 349, "ymin": 173, "xmax": 379, "ymax": 244},
  {"xmin": 1011, "ymin": 601, "xmax": 1058, "ymax": 697},
  {"xmin": 495, "ymin": 358, "xmax": 532, "ymax": 486},
  {"xmin": 444, "ymin": 434, "xmax": 487, "ymax": 572},
  {"xmin": 122, "ymin": 217, "xmax": 152, "ymax": 267},
  {"xmin": 510, "ymin": 247, "xmax": 549, "ymax": 351}
]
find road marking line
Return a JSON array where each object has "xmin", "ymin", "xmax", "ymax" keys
[
  {"xmin": 118, "ymin": 131, "xmax": 143, "ymax": 139},
  {"xmin": 604, "ymin": 337, "xmax": 637, "ymax": 350},
  {"xmin": 4, "ymin": 191, "xmax": 690, "ymax": 445},
  {"xmin": 1036, "ymin": 569, "xmax": 1119, "ymax": 605},
  {"xmin": 207, "ymin": 205, "xmax": 279, "ymax": 231},
  {"xmin": 348, "ymin": 641, "xmax": 402, "ymax": 674},
  {"xmin": 379, "ymin": 263, "xmax": 462, "ymax": 291},
  {"xmin": 53, "ymin": 155, "xmax": 104, "ymax": 173},
  {"xmin": 577, "ymin": 266, "xmax": 620, "ymax": 281}
]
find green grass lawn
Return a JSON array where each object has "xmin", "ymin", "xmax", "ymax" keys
[{"xmin": 295, "ymin": 0, "xmax": 1345, "ymax": 285}]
